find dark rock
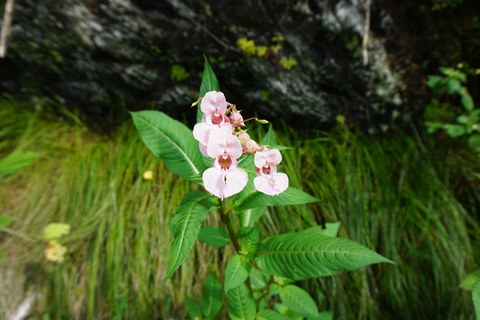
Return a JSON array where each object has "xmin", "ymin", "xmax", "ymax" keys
[{"xmin": 0, "ymin": 0, "xmax": 479, "ymax": 131}]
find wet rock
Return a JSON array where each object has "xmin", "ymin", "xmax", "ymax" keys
[{"xmin": 0, "ymin": 0, "xmax": 479, "ymax": 130}]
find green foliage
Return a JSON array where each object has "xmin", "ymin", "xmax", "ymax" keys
[
  {"xmin": 235, "ymin": 187, "xmax": 319, "ymax": 211},
  {"xmin": 131, "ymin": 110, "xmax": 207, "ymax": 182},
  {"xmin": 256, "ymin": 309, "xmax": 291, "ymax": 320},
  {"xmin": 201, "ymin": 274, "xmax": 223, "ymax": 319},
  {"xmin": 238, "ymin": 208, "xmax": 265, "ymax": 228},
  {"xmin": 198, "ymin": 226, "xmax": 231, "ymax": 247},
  {"xmin": 224, "ymin": 255, "xmax": 250, "ymax": 293},
  {"xmin": 197, "ymin": 56, "xmax": 220, "ymax": 122},
  {"xmin": 185, "ymin": 296, "xmax": 202, "ymax": 319},
  {"xmin": 0, "ymin": 216, "xmax": 14, "ymax": 229},
  {"xmin": 474, "ymin": 282, "xmax": 480, "ymax": 320},
  {"xmin": 279, "ymin": 284, "xmax": 320, "ymax": 318},
  {"xmin": 0, "ymin": 150, "xmax": 40, "ymax": 176},
  {"xmin": 226, "ymin": 283, "xmax": 256, "ymax": 320},
  {"xmin": 163, "ymin": 191, "xmax": 215, "ymax": 283},
  {"xmin": 170, "ymin": 64, "xmax": 190, "ymax": 82},
  {"xmin": 425, "ymin": 66, "xmax": 480, "ymax": 153},
  {"xmin": 256, "ymin": 227, "xmax": 392, "ymax": 280},
  {"xmin": 461, "ymin": 269, "xmax": 480, "ymax": 291}
]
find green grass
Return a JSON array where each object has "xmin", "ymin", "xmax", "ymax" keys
[{"xmin": 0, "ymin": 100, "xmax": 479, "ymax": 319}]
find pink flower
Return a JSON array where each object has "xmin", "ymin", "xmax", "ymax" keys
[
  {"xmin": 201, "ymin": 91, "xmax": 229, "ymax": 125},
  {"xmin": 238, "ymin": 132, "xmax": 262, "ymax": 154},
  {"xmin": 229, "ymin": 111, "xmax": 245, "ymax": 127},
  {"xmin": 253, "ymin": 149, "xmax": 288, "ymax": 195},
  {"xmin": 193, "ymin": 122, "xmax": 232, "ymax": 156},
  {"xmin": 202, "ymin": 130, "xmax": 248, "ymax": 199}
]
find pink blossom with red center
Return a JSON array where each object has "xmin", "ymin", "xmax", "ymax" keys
[
  {"xmin": 201, "ymin": 91, "xmax": 229, "ymax": 125},
  {"xmin": 202, "ymin": 129, "xmax": 248, "ymax": 199},
  {"xmin": 253, "ymin": 149, "xmax": 289, "ymax": 196},
  {"xmin": 193, "ymin": 91, "xmax": 232, "ymax": 156}
]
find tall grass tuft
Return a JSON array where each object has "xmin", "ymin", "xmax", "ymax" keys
[{"xmin": 0, "ymin": 102, "xmax": 479, "ymax": 319}]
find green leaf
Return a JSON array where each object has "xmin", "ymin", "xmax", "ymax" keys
[
  {"xmin": 0, "ymin": 216, "xmax": 14, "ymax": 229},
  {"xmin": 227, "ymin": 283, "xmax": 256, "ymax": 320},
  {"xmin": 474, "ymin": 282, "xmax": 480, "ymax": 320},
  {"xmin": 461, "ymin": 92, "xmax": 475, "ymax": 111},
  {"xmin": 460, "ymin": 269, "xmax": 480, "ymax": 291},
  {"xmin": 225, "ymin": 255, "xmax": 251, "ymax": 293},
  {"xmin": 444, "ymin": 124, "xmax": 466, "ymax": 137},
  {"xmin": 256, "ymin": 309, "xmax": 291, "ymax": 320},
  {"xmin": 250, "ymin": 268, "xmax": 269, "ymax": 290},
  {"xmin": 201, "ymin": 273, "xmax": 223, "ymax": 319},
  {"xmin": 468, "ymin": 134, "xmax": 480, "ymax": 152},
  {"xmin": 279, "ymin": 285, "xmax": 319, "ymax": 318},
  {"xmin": 256, "ymin": 228, "xmax": 392, "ymax": 280},
  {"xmin": 0, "ymin": 252, "xmax": 3, "ymax": 265},
  {"xmin": 162, "ymin": 191, "xmax": 213, "ymax": 283},
  {"xmin": 303, "ymin": 224, "xmax": 341, "ymax": 238},
  {"xmin": 198, "ymin": 226, "xmax": 230, "ymax": 247},
  {"xmin": 261, "ymin": 125, "xmax": 278, "ymax": 146},
  {"xmin": 235, "ymin": 187, "xmax": 319, "ymax": 211},
  {"xmin": 131, "ymin": 110, "xmax": 207, "ymax": 183},
  {"xmin": 185, "ymin": 296, "xmax": 203, "ymax": 319},
  {"xmin": 239, "ymin": 208, "xmax": 266, "ymax": 228},
  {"xmin": 315, "ymin": 311, "xmax": 334, "ymax": 320},
  {"xmin": 43, "ymin": 223, "xmax": 70, "ymax": 240},
  {"xmin": 242, "ymin": 227, "xmax": 260, "ymax": 256},
  {"xmin": 197, "ymin": 56, "xmax": 220, "ymax": 123},
  {"xmin": 0, "ymin": 150, "xmax": 40, "ymax": 176}
]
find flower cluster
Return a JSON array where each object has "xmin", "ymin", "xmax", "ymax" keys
[{"xmin": 193, "ymin": 91, "xmax": 289, "ymax": 199}]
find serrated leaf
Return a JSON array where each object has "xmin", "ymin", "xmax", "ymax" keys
[
  {"xmin": 256, "ymin": 309, "xmax": 291, "ymax": 320},
  {"xmin": 242, "ymin": 227, "xmax": 260, "ymax": 256},
  {"xmin": 474, "ymin": 282, "xmax": 480, "ymax": 320},
  {"xmin": 239, "ymin": 208, "xmax": 266, "ymax": 228},
  {"xmin": 256, "ymin": 229, "xmax": 392, "ymax": 280},
  {"xmin": 197, "ymin": 56, "xmax": 220, "ymax": 122},
  {"xmin": 162, "ymin": 191, "xmax": 213, "ymax": 283},
  {"xmin": 279, "ymin": 285, "xmax": 319, "ymax": 318},
  {"xmin": 202, "ymin": 273, "xmax": 223, "ymax": 319},
  {"xmin": 250, "ymin": 268, "xmax": 269, "ymax": 290},
  {"xmin": 261, "ymin": 125, "xmax": 278, "ymax": 146},
  {"xmin": 43, "ymin": 223, "xmax": 70, "ymax": 240},
  {"xmin": 227, "ymin": 283, "xmax": 256, "ymax": 320},
  {"xmin": 198, "ymin": 226, "xmax": 230, "ymax": 247},
  {"xmin": 185, "ymin": 296, "xmax": 202, "ymax": 319},
  {"xmin": 131, "ymin": 110, "xmax": 207, "ymax": 183},
  {"xmin": 225, "ymin": 255, "xmax": 251, "ymax": 293},
  {"xmin": 303, "ymin": 224, "xmax": 341, "ymax": 238},
  {"xmin": 460, "ymin": 269, "xmax": 480, "ymax": 291},
  {"xmin": 0, "ymin": 216, "xmax": 14, "ymax": 229},
  {"xmin": 235, "ymin": 187, "xmax": 319, "ymax": 211}
]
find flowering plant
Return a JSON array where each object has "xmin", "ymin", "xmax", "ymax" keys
[{"xmin": 131, "ymin": 58, "xmax": 391, "ymax": 319}]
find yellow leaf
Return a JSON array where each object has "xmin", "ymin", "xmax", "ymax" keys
[{"xmin": 43, "ymin": 223, "xmax": 70, "ymax": 240}]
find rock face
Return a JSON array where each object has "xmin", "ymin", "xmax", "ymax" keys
[{"xmin": 0, "ymin": 0, "xmax": 479, "ymax": 130}]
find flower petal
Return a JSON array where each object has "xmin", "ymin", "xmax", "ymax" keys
[
  {"xmin": 254, "ymin": 172, "xmax": 289, "ymax": 196},
  {"xmin": 224, "ymin": 168, "xmax": 248, "ymax": 198},
  {"xmin": 193, "ymin": 122, "xmax": 211, "ymax": 145},
  {"xmin": 201, "ymin": 91, "xmax": 227, "ymax": 115},
  {"xmin": 254, "ymin": 149, "xmax": 282, "ymax": 168},
  {"xmin": 203, "ymin": 167, "xmax": 226, "ymax": 199},
  {"xmin": 207, "ymin": 128, "xmax": 242, "ymax": 159}
]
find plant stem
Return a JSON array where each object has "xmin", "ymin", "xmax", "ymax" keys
[
  {"xmin": 219, "ymin": 201, "xmax": 241, "ymax": 252},
  {"xmin": 1, "ymin": 228, "xmax": 38, "ymax": 242}
]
